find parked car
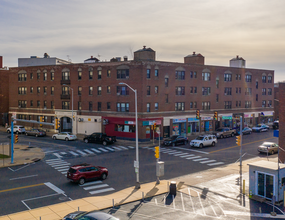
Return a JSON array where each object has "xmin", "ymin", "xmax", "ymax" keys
[
  {"xmin": 190, "ymin": 135, "xmax": 217, "ymax": 148},
  {"xmin": 52, "ymin": 132, "xmax": 77, "ymax": 141},
  {"xmin": 273, "ymin": 120, "xmax": 279, "ymax": 130},
  {"xmin": 63, "ymin": 211, "xmax": 119, "ymax": 220},
  {"xmin": 6, "ymin": 125, "xmax": 26, "ymax": 134},
  {"xmin": 25, "ymin": 128, "xmax": 46, "ymax": 137},
  {"xmin": 236, "ymin": 127, "xmax": 252, "ymax": 135},
  {"xmin": 212, "ymin": 127, "xmax": 236, "ymax": 139},
  {"xmin": 252, "ymin": 124, "xmax": 269, "ymax": 132},
  {"xmin": 67, "ymin": 163, "xmax": 108, "ymax": 185},
  {"xmin": 257, "ymin": 142, "xmax": 279, "ymax": 155},
  {"xmin": 83, "ymin": 133, "xmax": 116, "ymax": 145},
  {"xmin": 163, "ymin": 135, "xmax": 188, "ymax": 146}
]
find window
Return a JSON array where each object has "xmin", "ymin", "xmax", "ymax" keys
[
  {"xmin": 43, "ymin": 87, "xmax": 47, "ymax": 95},
  {"xmin": 245, "ymin": 101, "xmax": 251, "ymax": 108},
  {"xmin": 216, "ymin": 78, "xmax": 219, "ymax": 89},
  {"xmin": 190, "ymin": 87, "xmax": 197, "ymax": 94},
  {"xmin": 155, "ymin": 103, "xmax": 158, "ymax": 110},
  {"xmin": 155, "ymin": 69, "xmax": 158, "ymax": 77},
  {"xmin": 202, "ymin": 102, "xmax": 210, "ymax": 110},
  {"xmin": 62, "ymin": 71, "xmax": 70, "ymax": 80},
  {"xmin": 78, "ymin": 102, "xmax": 81, "ymax": 110},
  {"xmin": 262, "ymin": 75, "xmax": 266, "ymax": 83},
  {"xmin": 18, "ymin": 73, "xmax": 27, "ymax": 81},
  {"xmin": 18, "ymin": 100, "xmax": 27, "ymax": 108},
  {"xmin": 62, "ymin": 101, "xmax": 70, "ymax": 109},
  {"xmin": 190, "ymin": 102, "xmax": 193, "ymax": 109},
  {"xmin": 37, "ymin": 100, "xmax": 40, "ymax": 108},
  {"xmin": 224, "ymin": 73, "xmax": 232, "ymax": 82},
  {"xmin": 262, "ymin": 100, "xmax": 266, "ymax": 107},
  {"xmin": 18, "ymin": 87, "xmax": 27, "ymax": 95},
  {"xmin": 147, "ymin": 86, "xmax": 151, "ymax": 95},
  {"xmin": 190, "ymin": 71, "xmax": 193, "ymax": 78},
  {"xmin": 245, "ymin": 88, "xmax": 252, "ymax": 95},
  {"xmin": 98, "ymin": 70, "xmax": 102, "ymax": 79},
  {"xmin": 145, "ymin": 103, "xmax": 150, "ymax": 112},
  {"xmin": 51, "ymin": 71, "xmax": 54, "ymax": 81},
  {"xmin": 175, "ymin": 71, "xmax": 185, "ymax": 80},
  {"xmin": 43, "ymin": 72, "xmax": 47, "ymax": 81},
  {"xmin": 97, "ymin": 86, "xmax": 101, "ymax": 95},
  {"xmin": 224, "ymin": 101, "xmax": 232, "ymax": 109},
  {"xmin": 239, "ymin": 101, "xmax": 241, "ymax": 107},
  {"xmin": 194, "ymin": 102, "xmax": 197, "ymax": 108},
  {"xmin": 107, "ymin": 102, "xmax": 111, "ymax": 110},
  {"xmin": 89, "ymin": 102, "xmax": 93, "ymax": 111},
  {"xmin": 115, "ymin": 124, "xmax": 135, "ymax": 133},
  {"xmin": 117, "ymin": 103, "xmax": 129, "ymax": 112},
  {"xmin": 62, "ymin": 86, "xmax": 69, "ymax": 95},
  {"xmin": 51, "ymin": 101, "xmax": 54, "ymax": 109},
  {"xmin": 51, "ymin": 86, "xmax": 54, "ymax": 95},
  {"xmin": 216, "ymin": 94, "xmax": 219, "ymax": 102},
  {"xmin": 202, "ymin": 72, "xmax": 210, "ymax": 81},
  {"xmin": 147, "ymin": 69, "xmax": 151, "ymax": 78},
  {"xmin": 117, "ymin": 69, "xmax": 129, "ymax": 79},
  {"xmin": 268, "ymin": 88, "xmax": 272, "ymax": 95},
  {"xmin": 224, "ymin": 87, "xmax": 232, "ymax": 95},
  {"xmin": 236, "ymin": 101, "xmax": 238, "ymax": 107},
  {"xmin": 165, "ymin": 94, "xmax": 168, "ymax": 103},
  {"xmin": 236, "ymin": 74, "xmax": 241, "ymax": 80},
  {"xmin": 107, "ymin": 86, "xmax": 111, "ymax": 93},
  {"xmin": 165, "ymin": 78, "xmax": 168, "ymax": 87},
  {"xmin": 30, "ymin": 100, "xmax": 33, "ymax": 107},
  {"xmin": 89, "ymin": 68, "xmax": 93, "ymax": 79},
  {"xmin": 37, "ymin": 87, "xmax": 40, "ymax": 94},
  {"xmin": 155, "ymin": 86, "xmax": 158, "ymax": 94},
  {"xmin": 78, "ymin": 71, "xmax": 82, "ymax": 80},
  {"xmin": 245, "ymin": 74, "xmax": 252, "ymax": 82},
  {"xmin": 175, "ymin": 102, "xmax": 185, "ymax": 111},
  {"xmin": 202, "ymin": 87, "xmax": 211, "ymax": 95},
  {"xmin": 176, "ymin": 86, "xmax": 185, "ymax": 95},
  {"xmin": 268, "ymin": 100, "xmax": 272, "ymax": 107},
  {"xmin": 262, "ymin": 88, "xmax": 266, "ymax": 95},
  {"xmin": 78, "ymin": 86, "xmax": 82, "ymax": 95},
  {"xmin": 117, "ymin": 86, "xmax": 129, "ymax": 95},
  {"xmin": 268, "ymin": 76, "xmax": 272, "ymax": 83},
  {"xmin": 89, "ymin": 86, "xmax": 93, "ymax": 95},
  {"xmin": 30, "ymin": 73, "xmax": 33, "ymax": 80},
  {"xmin": 256, "ymin": 94, "xmax": 258, "ymax": 101},
  {"xmin": 30, "ymin": 87, "xmax": 33, "ymax": 93},
  {"xmin": 194, "ymin": 71, "xmax": 197, "ymax": 78},
  {"xmin": 98, "ymin": 102, "xmax": 101, "ymax": 111},
  {"xmin": 51, "ymin": 116, "xmax": 54, "ymax": 123},
  {"xmin": 44, "ymin": 100, "xmax": 47, "ymax": 108},
  {"xmin": 37, "ymin": 72, "xmax": 40, "ymax": 80},
  {"xmin": 107, "ymin": 70, "xmax": 111, "ymax": 77},
  {"xmin": 256, "ymin": 81, "xmax": 258, "ymax": 89}
]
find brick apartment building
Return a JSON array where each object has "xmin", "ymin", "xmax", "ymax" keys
[
  {"xmin": 6, "ymin": 47, "xmax": 275, "ymax": 141},
  {"xmin": 0, "ymin": 56, "xmax": 9, "ymax": 126}
]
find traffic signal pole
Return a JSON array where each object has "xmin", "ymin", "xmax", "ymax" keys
[
  {"xmin": 239, "ymin": 116, "xmax": 243, "ymax": 205},
  {"xmin": 11, "ymin": 119, "xmax": 14, "ymax": 164}
]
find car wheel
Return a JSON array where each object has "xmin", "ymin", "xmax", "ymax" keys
[
  {"xmin": 220, "ymin": 135, "xmax": 224, "ymax": 139},
  {"xmin": 270, "ymin": 150, "xmax": 274, "ymax": 155},
  {"xmin": 53, "ymin": 136, "xmax": 56, "ymax": 140},
  {"xmin": 35, "ymin": 134, "xmax": 38, "ymax": 137},
  {"xmin": 25, "ymin": 133, "xmax": 28, "ymax": 136},
  {"xmin": 101, "ymin": 173, "xmax": 107, "ymax": 180},
  {"xmin": 84, "ymin": 139, "xmax": 88, "ymax": 143},
  {"xmin": 184, "ymin": 141, "xmax": 187, "ymax": 145},
  {"xmin": 65, "ymin": 137, "xmax": 69, "ymax": 141},
  {"xmin": 231, "ymin": 133, "xmax": 234, "ymax": 137},
  {"xmin": 212, "ymin": 142, "xmax": 216, "ymax": 147},
  {"xmin": 79, "ymin": 178, "xmax": 85, "ymax": 185},
  {"xmin": 199, "ymin": 144, "xmax": 203, "ymax": 148},
  {"xmin": 103, "ymin": 141, "xmax": 107, "ymax": 146}
]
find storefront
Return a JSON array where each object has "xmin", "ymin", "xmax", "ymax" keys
[
  {"xmin": 172, "ymin": 118, "xmax": 187, "ymax": 137},
  {"xmin": 187, "ymin": 117, "xmax": 199, "ymax": 134},
  {"xmin": 142, "ymin": 119, "xmax": 162, "ymax": 140},
  {"xmin": 201, "ymin": 116, "xmax": 213, "ymax": 132},
  {"xmin": 260, "ymin": 111, "xmax": 274, "ymax": 124},
  {"xmin": 221, "ymin": 114, "xmax": 233, "ymax": 128},
  {"xmin": 104, "ymin": 117, "xmax": 136, "ymax": 140},
  {"xmin": 244, "ymin": 113, "xmax": 255, "ymax": 127}
]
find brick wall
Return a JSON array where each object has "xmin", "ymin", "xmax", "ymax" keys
[{"xmin": 278, "ymin": 83, "xmax": 285, "ymax": 163}]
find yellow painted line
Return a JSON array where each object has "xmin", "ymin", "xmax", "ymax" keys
[
  {"xmin": 0, "ymin": 183, "xmax": 44, "ymax": 193},
  {"xmin": 209, "ymin": 137, "xmax": 277, "ymax": 154}
]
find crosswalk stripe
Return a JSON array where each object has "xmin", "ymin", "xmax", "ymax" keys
[
  {"xmin": 105, "ymin": 147, "xmax": 115, "ymax": 151},
  {"xmin": 53, "ymin": 153, "xmax": 62, "ymax": 158},
  {"xmin": 127, "ymin": 146, "xmax": 134, "ymax": 149},
  {"xmin": 84, "ymin": 149, "xmax": 94, "ymax": 154},
  {"xmin": 180, "ymin": 154, "xmax": 195, "ymax": 158},
  {"xmin": 58, "ymin": 168, "xmax": 69, "ymax": 172},
  {"xmin": 168, "ymin": 151, "xmax": 182, "ymax": 155},
  {"xmin": 193, "ymin": 158, "xmax": 209, "ymax": 162},
  {"xmin": 118, "ymin": 146, "xmax": 128, "ymax": 150},
  {"xmin": 98, "ymin": 148, "xmax": 108, "ymax": 152},
  {"xmin": 91, "ymin": 148, "xmax": 101, "ymax": 153},
  {"xmin": 61, "ymin": 171, "xmax": 67, "ymax": 174},
  {"xmin": 186, "ymin": 156, "xmax": 201, "ymax": 160},
  {"xmin": 83, "ymin": 184, "xmax": 109, "ymax": 190},
  {"xmin": 89, "ymin": 188, "xmax": 115, "ymax": 195},
  {"xmin": 51, "ymin": 163, "xmax": 70, "ymax": 167},
  {"xmin": 69, "ymin": 151, "xmax": 79, "ymax": 156},
  {"xmin": 76, "ymin": 150, "xmax": 87, "ymax": 155},
  {"xmin": 54, "ymin": 166, "xmax": 70, "ymax": 170},
  {"xmin": 208, "ymin": 162, "xmax": 225, "ymax": 166},
  {"xmin": 60, "ymin": 152, "xmax": 67, "ymax": 155},
  {"xmin": 79, "ymin": 181, "xmax": 102, "ymax": 186},
  {"xmin": 200, "ymin": 160, "xmax": 216, "ymax": 164},
  {"xmin": 112, "ymin": 146, "xmax": 122, "ymax": 150},
  {"xmin": 45, "ymin": 158, "xmax": 62, "ymax": 162},
  {"xmin": 173, "ymin": 153, "xmax": 189, "ymax": 156},
  {"xmin": 46, "ymin": 160, "xmax": 66, "ymax": 165}
]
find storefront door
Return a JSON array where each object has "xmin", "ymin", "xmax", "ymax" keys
[{"xmin": 257, "ymin": 172, "xmax": 274, "ymax": 199}]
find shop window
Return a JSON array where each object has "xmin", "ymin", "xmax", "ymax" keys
[{"xmin": 115, "ymin": 124, "xmax": 135, "ymax": 133}]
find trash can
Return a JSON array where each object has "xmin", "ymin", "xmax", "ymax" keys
[{"xmin": 169, "ymin": 181, "xmax": 176, "ymax": 195}]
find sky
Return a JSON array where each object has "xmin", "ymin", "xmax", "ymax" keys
[{"xmin": 1, "ymin": 0, "xmax": 285, "ymax": 82}]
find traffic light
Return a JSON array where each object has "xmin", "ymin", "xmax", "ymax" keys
[
  {"xmin": 236, "ymin": 136, "xmax": 241, "ymax": 146},
  {"xmin": 57, "ymin": 118, "xmax": 61, "ymax": 130},
  {"xmin": 154, "ymin": 146, "xmax": 159, "ymax": 159},
  {"xmin": 154, "ymin": 123, "xmax": 157, "ymax": 130},
  {"xmin": 55, "ymin": 118, "xmax": 58, "ymax": 129},
  {"xmin": 40, "ymin": 116, "xmax": 43, "ymax": 127},
  {"xmin": 151, "ymin": 125, "xmax": 153, "ymax": 130},
  {"xmin": 15, "ymin": 134, "xmax": 18, "ymax": 143},
  {"xmin": 196, "ymin": 110, "xmax": 200, "ymax": 119},
  {"xmin": 214, "ymin": 111, "xmax": 218, "ymax": 120}
]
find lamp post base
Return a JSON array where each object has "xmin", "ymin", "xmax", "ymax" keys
[{"xmin": 135, "ymin": 182, "xmax": 140, "ymax": 189}]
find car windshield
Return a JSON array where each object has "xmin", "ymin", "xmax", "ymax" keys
[
  {"xmin": 195, "ymin": 136, "xmax": 204, "ymax": 140},
  {"xmin": 262, "ymin": 143, "xmax": 275, "ymax": 148},
  {"xmin": 170, "ymin": 136, "xmax": 178, "ymax": 140},
  {"xmin": 216, "ymin": 128, "xmax": 223, "ymax": 132},
  {"xmin": 68, "ymin": 168, "xmax": 77, "ymax": 174}
]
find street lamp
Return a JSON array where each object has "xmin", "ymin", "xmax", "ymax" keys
[
  {"xmin": 119, "ymin": 82, "xmax": 140, "ymax": 189},
  {"xmin": 63, "ymin": 84, "xmax": 73, "ymax": 134}
]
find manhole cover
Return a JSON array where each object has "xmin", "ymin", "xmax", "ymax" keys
[{"xmin": 59, "ymin": 196, "xmax": 68, "ymax": 201}]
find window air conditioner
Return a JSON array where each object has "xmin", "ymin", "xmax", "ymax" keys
[{"xmin": 78, "ymin": 118, "xmax": 84, "ymax": 122}]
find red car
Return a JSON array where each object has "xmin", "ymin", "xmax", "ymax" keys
[{"xmin": 67, "ymin": 163, "xmax": 108, "ymax": 185}]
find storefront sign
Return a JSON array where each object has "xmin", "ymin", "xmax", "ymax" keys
[
  {"xmin": 173, "ymin": 118, "xmax": 186, "ymax": 123},
  {"xmin": 222, "ymin": 116, "xmax": 232, "ymax": 120},
  {"xmin": 201, "ymin": 116, "xmax": 213, "ymax": 121},
  {"xmin": 142, "ymin": 120, "xmax": 162, "ymax": 126},
  {"xmin": 188, "ymin": 117, "xmax": 199, "ymax": 122},
  {"xmin": 261, "ymin": 111, "xmax": 273, "ymax": 116},
  {"xmin": 125, "ymin": 121, "xmax": 135, "ymax": 125}
]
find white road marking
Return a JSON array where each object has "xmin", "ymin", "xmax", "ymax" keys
[
  {"xmin": 21, "ymin": 193, "xmax": 59, "ymax": 210},
  {"xmin": 50, "ymin": 163, "xmax": 70, "ymax": 167},
  {"xmin": 91, "ymin": 148, "xmax": 101, "ymax": 153},
  {"xmin": 10, "ymin": 174, "xmax": 38, "ymax": 180},
  {"xmin": 173, "ymin": 147, "xmax": 209, "ymax": 154},
  {"xmin": 98, "ymin": 148, "xmax": 108, "ymax": 152},
  {"xmin": 89, "ymin": 188, "xmax": 115, "ymax": 195},
  {"xmin": 118, "ymin": 146, "xmax": 128, "ymax": 150},
  {"xmin": 207, "ymin": 162, "xmax": 225, "ymax": 166},
  {"xmin": 192, "ymin": 158, "xmax": 209, "ymax": 162},
  {"xmin": 46, "ymin": 160, "xmax": 67, "ymax": 165},
  {"xmin": 112, "ymin": 146, "xmax": 122, "ymax": 150},
  {"xmin": 168, "ymin": 151, "xmax": 182, "ymax": 155},
  {"xmin": 53, "ymin": 153, "xmax": 62, "ymax": 158},
  {"xmin": 76, "ymin": 150, "xmax": 87, "ymax": 155},
  {"xmin": 53, "ymin": 166, "xmax": 70, "ymax": 170},
  {"xmin": 127, "ymin": 146, "xmax": 134, "ymax": 149},
  {"xmin": 173, "ymin": 153, "xmax": 189, "ymax": 156},
  {"xmin": 60, "ymin": 152, "xmax": 67, "ymax": 155},
  {"xmin": 186, "ymin": 156, "xmax": 201, "ymax": 160},
  {"xmin": 69, "ymin": 151, "xmax": 79, "ymax": 156},
  {"xmin": 83, "ymin": 149, "xmax": 94, "ymax": 154},
  {"xmin": 180, "ymin": 154, "xmax": 195, "ymax": 158},
  {"xmin": 44, "ymin": 182, "xmax": 65, "ymax": 194},
  {"xmin": 58, "ymin": 168, "xmax": 69, "ymax": 172},
  {"xmin": 79, "ymin": 181, "xmax": 102, "ymax": 186},
  {"xmin": 105, "ymin": 147, "xmax": 115, "ymax": 151},
  {"xmin": 200, "ymin": 160, "xmax": 216, "ymax": 164},
  {"xmin": 45, "ymin": 158, "xmax": 62, "ymax": 162},
  {"xmin": 83, "ymin": 184, "xmax": 109, "ymax": 190},
  {"xmin": 188, "ymin": 188, "xmax": 195, "ymax": 213},
  {"xmin": 197, "ymin": 191, "xmax": 206, "ymax": 215}
]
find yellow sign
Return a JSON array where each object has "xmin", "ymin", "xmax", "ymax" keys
[{"xmin": 88, "ymin": 118, "xmax": 91, "ymax": 121}]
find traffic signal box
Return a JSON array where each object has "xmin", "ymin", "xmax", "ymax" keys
[
  {"xmin": 214, "ymin": 111, "xmax": 218, "ymax": 120},
  {"xmin": 155, "ymin": 146, "xmax": 159, "ymax": 159},
  {"xmin": 40, "ymin": 116, "xmax": 43, "ymax": 127},
  {"xmin": 57, "ymin": 118, "xmax": 61, "ymax": 130},
  {"xmin": 236, "ymin": 136, "xmax": 241, "ymax": 146},
  {"xmin": 154, "ymin": 123, "xmax": 157, "ymax": 130},
  {"xmin": 15, "ymin": 134, "xmax": 18, "ymax": 143},
  {"xmin": 196, "ymin": 110, "xmax": 200, "ymax": 119}
]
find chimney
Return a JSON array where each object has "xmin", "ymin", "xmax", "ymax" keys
[
  {"xmin": 184, "ymin": 52, "xmax": 204, "ymax": 65},
  {"xmin": 0, "ymin": 56, "xmax": 2, "ymax": 68},
  {"xmin": 124, "ymin": 56, "xmax": 128, "ymax": 61},
  {"xmin": 193, "ymin": 52, "xmax": 196, "ymax": 55},
  {"xmin": 91, "ymin": 56, "xmax": 93, "ymax": 58}
]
